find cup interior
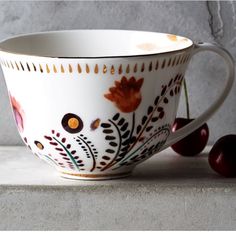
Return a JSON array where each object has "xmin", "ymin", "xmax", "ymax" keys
[{"xmin": 0, "ymin": 30, "xmax": 193, "ymax": 58}]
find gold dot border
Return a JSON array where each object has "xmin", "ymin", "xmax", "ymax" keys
[{"xmin": 0, "ymin": 53, "xmax": 191, "ymax": 74}]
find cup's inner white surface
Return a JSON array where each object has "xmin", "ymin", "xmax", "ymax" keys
[{"xmin": 0, "ymin": 30, "xmax": 193, "ymax": 58}]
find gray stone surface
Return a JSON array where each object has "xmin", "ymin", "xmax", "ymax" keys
[
  {"xmin": 0, "ymin": 1, "xmax": 236, "ymax": 145},
  {"xmin": 0, "ymin": 146, "xmax": 236, "ymax": 230}
]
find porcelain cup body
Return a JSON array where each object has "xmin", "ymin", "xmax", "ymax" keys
[{"xmin": 0, "ymin": 30, "xmax": 234, "ymax": 179}]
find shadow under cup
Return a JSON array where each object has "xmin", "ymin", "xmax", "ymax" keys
[{"xmin": 0, "ymin": 30, "xmax": 194, "ymax": 179}]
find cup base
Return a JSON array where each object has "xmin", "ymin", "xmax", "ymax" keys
[{"xmin": 59, "ymin": 171, "xmax": 133, "ymax": 180}]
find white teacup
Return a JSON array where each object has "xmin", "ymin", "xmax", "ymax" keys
[{"xmin": 0, "ymin": 30, "xmax": 234, "ymax": 180}]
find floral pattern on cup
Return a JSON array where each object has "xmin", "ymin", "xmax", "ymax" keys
[
  {"xmin": 61, "ymin": 113, "xmax": 84, "ymax": 133},
  {"xmin": 104, "ymin": 76, "xmax": 144, "ymax": 113},
  {"xmin": 10, "ymin": 94, "xmax": 25, "ymax": 132},
  {"xmin": 23, "ymin": 73, "xmax": 183, "ymax": 173}
]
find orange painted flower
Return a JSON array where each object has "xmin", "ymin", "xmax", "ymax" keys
[
  {"xmin": 10, "ymin": 94, "xmax": 25, "ymax": 132},
  {"xmin": 104, "ymin": 76, "xmax": 144, "ymax": 113}
]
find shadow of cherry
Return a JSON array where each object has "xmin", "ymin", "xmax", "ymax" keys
[{"xmin": 126, "ymin": 150, "xmax": 233, "ymax": 182}]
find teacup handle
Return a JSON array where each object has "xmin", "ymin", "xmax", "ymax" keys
[{"xmin": 161, "ymin": 42, "xmax": 235, "ymax": 151}]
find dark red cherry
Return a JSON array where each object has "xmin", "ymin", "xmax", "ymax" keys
[
  {"xmin": 171, "ymin": 117, "xmax": 209, "ymax": 156},
  {"xmin": 208, "ymin": 135, "xmax": 236, "ymax": 177}
]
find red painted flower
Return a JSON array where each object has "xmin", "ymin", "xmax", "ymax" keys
[
  {"xmin": 104, "ymin": 76, "xmax": 144, "ymax": 113},
  {"xmin": 10, "ymin": 94, "xmax": 25, "ymax": 132}
]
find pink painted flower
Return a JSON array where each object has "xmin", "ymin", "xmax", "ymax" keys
[{"xmin": 10, "ymin": 94, "xmax": 25, "ymax": 132}]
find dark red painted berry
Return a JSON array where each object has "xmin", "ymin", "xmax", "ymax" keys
[
  {"xmin": 208, "ymin": 135, "xmax": 236, "ymax": 177},
  {"xmin": 171, "ymin": 117, "xmax": 209, "ymax": 156}
]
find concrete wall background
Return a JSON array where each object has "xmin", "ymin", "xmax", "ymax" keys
[{"xmin": 0, "ymin": 1, "xmax": 235, "ymax": 145}]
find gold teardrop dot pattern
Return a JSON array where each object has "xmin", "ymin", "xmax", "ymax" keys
[
  {"xmin": 0, "ymin": 52, "xmax": 191, "ymax": 75},
  {"xmin": 94, "ymin": 64, "xmax": 99, "ymax": 74}
]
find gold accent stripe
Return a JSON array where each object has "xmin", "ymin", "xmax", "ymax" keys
[
  {"xmin": 161, "ymin": 59, "xmax": 166, "ymax": 69},
  {"xmin": 46, "ymin": 64, "xmax": 50, "ymax": 73},
  {"xmin": 77, "ymin": 64, "xmax": 82, "ymax": 73},
  {"xmin": 86, "ymin": 64, "xmax": 90, "ymax": 73},
  {"xmin": 32, "ymin": 63, "xmax": 37, "ymax": 71},
  {"xmin": 111, "ymin": 65, "xmax": 115, "ymax": 74},
  {"xmin": 0, "ymin": 54, "xmax": 190, "ymax": 74},
  {"xmin": 103, "ymin": 64, "xmax": 107, "ymax": 73},
  {"xmin": 172, "ymin": 57, "xmax": 176, "ymax": 66},
  {"xmin": 149, "ymin": 61, "xmax": 152, "ymax": 71},
  {"xmin": 126, "ymin": 64, "xmax": 130, "ymax": 73},
  {"xmin": 61, "ymin": 171, "xmax": 132, "ymax": 178},
  {"xmin": 39, "ymin": 64, "xmax": 43, "ymax": 73},
  {"xmin": 176, "ymin": 55, "xmax": 181, "ymax": 66},
  {"xmin": 94, "ymin": 64, "xmax": 98, "ymax": 74},
  {"xmin": 15, "ymin": 62, "xmax": 19, "ymax": 70},
  {"xmin": 20, "ymin": 62, "xmax": 24, "ymax": 71},
  {"xmin": 53, "ymin": 64, "xmax": 57, "ymax": 73},
  {"xmin": 118, "ymin": 64, "xmax": 122, "ymax": 74},
  {"xmin": 27, "ymin": 63, "xmax": 31, "ymax": 71},
  {"xmin": 10, "ymin": 61, "xmax": 14, "ymax": 69},
  {"xmin": 155, "ymin": 60, "xmax": 159, "ymax": 70},
  {"xmin": 61, "ymin": 64, "xmax": 65, "ymax": 73},
  {"xmin": 167, "ymin": 58, "xmax": 172, "ymax": 67},
  {"xmin": 141, "ymin": 63, "xmax": 145, "ymax": 72},
  {"xmin": 69, "ymin": 64, "xmax": 73, "ymax": 73}
]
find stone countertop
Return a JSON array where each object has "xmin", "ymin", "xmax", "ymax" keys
[
  {"xmin": 0, "ymin": 146, "xmax": 235, "ymax": 188},
  {"xmin": 0, "ymin": 146, "xmax": 235, "ymax": 230}
]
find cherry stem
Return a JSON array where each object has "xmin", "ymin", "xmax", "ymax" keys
[{"xmin": 183, "ymin": 78, "xmax": 190, "ymax": 119}]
